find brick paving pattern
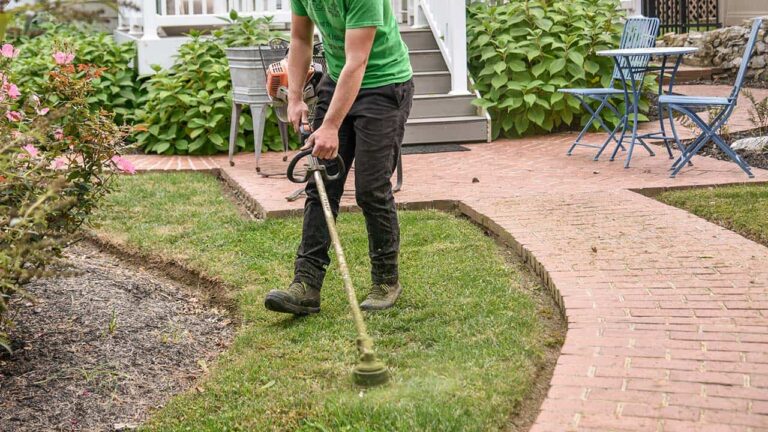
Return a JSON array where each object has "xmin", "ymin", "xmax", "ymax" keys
[{"xmin": 127, "ymin": 85, "xmax": 768, "ymax": 431}]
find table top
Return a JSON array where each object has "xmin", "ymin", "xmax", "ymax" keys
[{"xmin": 597, "ymin": 47, "xmax": 699, "ymax": 57}]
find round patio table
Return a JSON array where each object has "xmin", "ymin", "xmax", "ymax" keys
[{"xmin": 597, "ymin": 46, "xmax": 699, "ymax": 168}]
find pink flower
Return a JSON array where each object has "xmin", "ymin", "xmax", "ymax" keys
[
  {"xmin": 111, "ymin": 155, "xmax": 136, "ymax": 174},
  {"xmin": 53, "ymin": 51, "xmax": 75, "ymax": 65},
  {"xmin": 22, "ymin": 144, "xmax": 39, "ymax": 158},
  {"xmin": 1, "ymin": 44, "xmax": 19, "ymax": 58},
  {"xmin": 7, "ymin": 83, "xmax": 20, "ymax": 100},
  {"xmin": 54, "ymin": 128, "xmax": 64, "ymax": 140},
  {"xmin": 6, "ymin": 111, "xmax": 22, "ymax": 122},
  {"xmin": 36, "ymin": 107, "xmax": 49, "ymax": 115},
  {"xmin": 53, "ymin": 157, "xmax": 68, "ymax": 170}
]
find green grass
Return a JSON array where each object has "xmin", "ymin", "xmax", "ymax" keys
[
  {"xmin": 657, "ymin": 184, "xmax": 768, "ymax": 245},
  {"xmin": 94, "ymin": 172, "xmax": 556, "ymax": 431}
]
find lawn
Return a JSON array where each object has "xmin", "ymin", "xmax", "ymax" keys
[
  {"xmin": 656, "ymin": 184, "xmax": 768, "ymax": 246},
  {"xmin": 93, "ymin": 172, "xmax": 560, "ymax": 431}
]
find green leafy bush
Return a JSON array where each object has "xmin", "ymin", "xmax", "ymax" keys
[
  {"xmin": 468, "ymin": 0, "xmax": 649, "ymax": 138},
  {"xmin": 136, "ymin": 16, "xmax": 297, "ymax": 155},
  {"xmin": 8, "ymin": 19, "xmax": 142, "ymax": 124},
  {"xmin": 0, "ymin": 46, "xmax": 130, "ymax": 351}
]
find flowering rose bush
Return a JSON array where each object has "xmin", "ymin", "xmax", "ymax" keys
[{"xmin": 0, "ymin": 44, "xmax": 130, "ymax": 351}]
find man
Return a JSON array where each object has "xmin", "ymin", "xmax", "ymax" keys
[{"xmin": 263, "ymin": 0, "xmax": 414, "ymax": 315}]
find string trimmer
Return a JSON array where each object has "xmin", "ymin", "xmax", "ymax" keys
[{"xmin": 286, "ymin": 128, "xmax": 389, "ymax": 387}]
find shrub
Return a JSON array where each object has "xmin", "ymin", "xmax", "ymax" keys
[
  {"xmin": 0, "ymin": 45, "xmax": 130, "ymax": 351},
  {"xmin": 468, "ymin": 0, "xmax": 648, "ymax": 138},
  {"xmin": 135, "ymin": 15, "xmax": 296, "ymax": 155},
  {"xmin": 7, "ymin": 19, "xmax": 142, "ymax": 124}
]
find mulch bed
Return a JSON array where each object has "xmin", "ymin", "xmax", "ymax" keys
[{"xmin": 0, "ymin": 243, "xmax": 234, "ymax": 432}]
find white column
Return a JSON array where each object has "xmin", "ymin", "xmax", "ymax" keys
[
  {"xmin": 142, "ymin": 0, "xmax": 160, "ymax": 39},
  {"xmin": 448, "ymin": 1, "xmax": 468, "ymax": 94},
  {"xmin": 413, "ymin": 0, "xmax": 426, "ymax": 28}
]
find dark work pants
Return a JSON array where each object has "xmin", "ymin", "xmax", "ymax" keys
[{"xmin": 293, "ymin": 76, "xmax": 415, "ymax": 290}]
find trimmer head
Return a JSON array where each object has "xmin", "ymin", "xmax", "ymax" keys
[
  {"xmin": 352, "ymin": 336, "xmax": 389, "ymax": 387},
  {"xmin": 352, "ymin": 354, "xmax": 389, "ymax": 387}
]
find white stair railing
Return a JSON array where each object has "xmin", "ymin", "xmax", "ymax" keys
[{"xmin": 411, "ymin": 0, "xmax": 469, "ymax": 95}]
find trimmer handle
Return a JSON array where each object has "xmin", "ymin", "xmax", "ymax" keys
[{"xmin": 286, "ymin": 127, "xmax": 345, "ymax": 184}]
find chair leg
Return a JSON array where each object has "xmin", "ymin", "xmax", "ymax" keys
[
  {"xmin": 595, "ymin": 116, "xmax": 625, "ymax": 161},
  {"xmin": 610, "ymin": 115, "xmax": 629, "ymax": 161},
  {"xmin": 712, "ymin": 133, "xmax": 754, "ymax": 178},
  {"xmin": 671, "ymin": 135, "xmax": 709, "ymax": 177},
  {"xmin": 250, "ymin": 103, "xmax": 267, "ymax": 173},
  {"xmin": 228, "ymin": 103, "xmax": 242, "ymax": 167},
  {"xmin": 278, "ymin": 120, "xmax": 290, "ymax": 162},
  {"xmin": 567, "ymin": 95, "xmax": 604, "ymax": 156}
]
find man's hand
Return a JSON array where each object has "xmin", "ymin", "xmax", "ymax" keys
[
  {"xmin": 304, "ymin": 124, "xmax": 339, "ymax": 159},
  {"xmin": 288, "ymin": 99, "xmax": 310, "ymax": 132}
]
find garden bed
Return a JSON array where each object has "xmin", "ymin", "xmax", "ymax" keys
[{"xmin": 0, "ymin": 243, "xmax": 234, "ymax": 431}]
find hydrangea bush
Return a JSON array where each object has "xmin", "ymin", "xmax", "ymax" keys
[{"xmin": 0, "ymin": 43, "xmax": 130, "ymax": 351}]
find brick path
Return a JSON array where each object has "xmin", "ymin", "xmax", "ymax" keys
[{"xmin": 127, "ymin": 85, "xmax": 768, "ymax": 431}]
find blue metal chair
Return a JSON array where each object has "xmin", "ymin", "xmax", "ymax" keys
[
  {"xmin": 660, "ymin": 17, "xmax": 763, "ymax": 178},
  {"xmin": 559, "ymin": 17, "xmax": 660, "ymax": 160}
]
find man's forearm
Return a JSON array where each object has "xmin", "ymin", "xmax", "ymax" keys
[
  {"xmin": 287, "ymin": 30, "xmax": 313, "ymax": 104},
  {"xmin": 322, "ymin": 62, "xmax": 366, "ymax": 129}
]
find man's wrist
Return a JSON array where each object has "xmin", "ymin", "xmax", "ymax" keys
[{"xmin": 321, "ymin": 118, "xmax": 341, "ymax": 130}]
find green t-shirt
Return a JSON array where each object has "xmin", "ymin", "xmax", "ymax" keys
[{"xmin": 291, "ymin": 0, "xmax": 413, "ymax": 88}]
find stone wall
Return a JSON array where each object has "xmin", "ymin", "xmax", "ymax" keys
[{"xmin": 657, "ymin": 16, "xmax": 768, "ymax": 80}]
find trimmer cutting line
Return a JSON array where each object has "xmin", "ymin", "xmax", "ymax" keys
[{"xmin": 285, "ymin": 128, "xmax": 389, "ymax": 387}]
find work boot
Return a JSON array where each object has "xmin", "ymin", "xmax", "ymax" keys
[
  {"xmin": 360, "ymin": 282, "xmax": 402, "ymax": 311},
  {"xmin": 264, "ymin": 281, "xmax": 320, "ymax": 315}
]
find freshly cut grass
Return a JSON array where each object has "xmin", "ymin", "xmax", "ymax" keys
[
  {"xmin": 94, "ymin": 172, "xmax": 555, "ymax": 431},
  {"xmin": 657, "ymin": 184, "xmax": 768, "ymax": 245}
]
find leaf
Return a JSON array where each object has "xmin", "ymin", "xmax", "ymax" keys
[
  {"xmin": 491, "ymin": 74, "xmax": 508, "ymax": 89},
  {"xmin": 523, "ymin": 93, "xmax": 536, "ymax": 107},
  {"xmin": 550, "ymin": 58, "xmax": 566, "ymax": 74},
  {"xmin": 568, "ymin": 51, "xmax": 584, "ymax": 66},
  {"xmin": 508, "ymin": 60, "xmax": 527, "ymax": 72},
  {"xmin": 527, "ymin": 107, "xmax": 545, "ymax": 126},
  {"xmin": 583, "ymin": 60, "xmax": 600, "ymax": 74}
]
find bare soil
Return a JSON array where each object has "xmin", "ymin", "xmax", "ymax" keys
[{"xmin": 0, "ymin": 243, "xmax": 234, "ymax": 432}]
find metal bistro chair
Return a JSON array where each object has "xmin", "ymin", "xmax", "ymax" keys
[
  {"xmin": 660, "ymin": 17, "xmax": 763, "ymax": 178},
  {"xmin": 559, "ymin": 17, "xmax": 660, "ymax": 160}
]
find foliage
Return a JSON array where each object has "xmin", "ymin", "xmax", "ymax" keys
[
  {"xmin": 0, "ymin": 46, "xmax": 130, "ymax": 351},
  {"xmin": 135, "ymin": 15, "xmax": 297, "ymax": 155},
  {"xmin": 7, "ymin": 19, "xmax": 142, "ymax": 124},
  {"xmin": 744, "ymin": 89, "xmax": 768, "ymax": 135},
  {"xmin": 468, "ymin": 0, "xmax": 652, "ymax": 138},
  {"xmin": 94, "ymin": 172, "xmax": 560, "ymax": 431}
]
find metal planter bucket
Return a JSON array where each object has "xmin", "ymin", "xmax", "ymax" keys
[{"xmin": 225, "ymin": 46, "xmax": 271, "ymax": 105}]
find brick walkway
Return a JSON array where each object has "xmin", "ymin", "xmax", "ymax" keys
[{"xmin": 127, "ymin": 85, "xmax": 768, "ymax": 431}]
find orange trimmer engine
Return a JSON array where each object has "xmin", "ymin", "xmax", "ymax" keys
[
  {"xmin": 266, "ymin": 59, "xmax": 316, "ymax": 100},
  {"xmin": 265, "ymin": 58, "xmax": 324, "ymax": 123}
]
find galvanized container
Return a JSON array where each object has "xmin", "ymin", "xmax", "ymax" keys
[{"xmin": 225, "ymin": 46, "xmax": 271, "ymax": 105}]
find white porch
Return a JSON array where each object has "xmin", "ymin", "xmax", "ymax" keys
[{"xmin": 116, "ymin": 0, "xmax": 468, "ymax": 96}]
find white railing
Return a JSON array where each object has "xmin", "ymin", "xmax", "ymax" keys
[
  {"xmin": 411, "ymin": 0, "xmax": 469, "ymax": 94},
  {"xmin": 118, "ymin": 0, "xmax": 291, "ymax": 39}
]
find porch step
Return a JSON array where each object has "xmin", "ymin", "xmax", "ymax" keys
[
  {"xmin": 410, "ymin": 94, "xmax": 479, "ymax": 119},
  {"xmin": 400, "ymin": 27, "xmax": 439, "ymax": 51},
  {"xmin": 413, "ymin": 71, "xmax": 452, "ymax": 95},
  {"xmin": 410, "ymin": 49, "xmax": 448, "ymax": 73},
  {"xmin": 404, "ymin": 116, "xmax": 489, "ymax": 145}
]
